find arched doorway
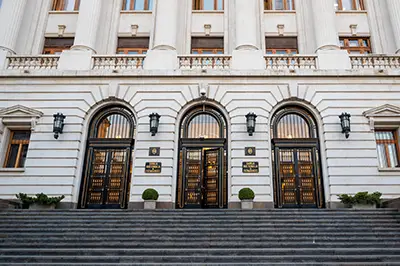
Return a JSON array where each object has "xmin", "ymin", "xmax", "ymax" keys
[
  {"xmin": 176, "ymin": 105, "xmax": 228, "ymax": 209},
  {"xmin": 271, "ymin": 106, "xmax": 325, "ymax": 208},
  {"xmin": 79, "ymin": 106, "xmax": 135, "ymax": 209}
]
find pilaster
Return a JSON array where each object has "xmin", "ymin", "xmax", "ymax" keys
[
  {"xmin": 386, "ymin": 0, "xmax": 400, "ymax": 53},
  {"xmin": 0, "ymin": 0, "xmax": 27, "ymax": 54}
]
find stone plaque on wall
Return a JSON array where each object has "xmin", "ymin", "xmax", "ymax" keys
[
  {"xmin": 149, "ymin": 147, "xmax": 160, "ymax": 156},
  {"xmin": 242, "ymin": 162, "xmax": 259, "ymax": 173},
  {"xmin": 145, "ymin": 162, "xmax": 162, "ymax": 173},
  {"xmin": 245, "ymin": 147, "xmax": 256, "ymax": 156}
]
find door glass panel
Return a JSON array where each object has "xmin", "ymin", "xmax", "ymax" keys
[
  {"xmin": 297, "ymin": 149, "xmax": 316, "ymax": 205},
  {"xmin": 204, "ymin": 149, "xmax": 219, "ymax": 207},
  {"xmin": 184, "ymin": 149, "xmax": 202, "ymax": 206},
  {"xmin": 279, "ymin": 149, "xmax": 296, "ymax": 205}
]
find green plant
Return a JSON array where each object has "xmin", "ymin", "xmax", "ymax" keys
[
  {"xmin": 16, "ymin": 193, "xmax": 64, "ymax": 207},
  {"xmin": 238, "ymin": 188, "xmax": 255, "ymax": 201},
  {"xmin": 142, "ymin": 188, "xmax": 159, "ymax": 201},
  {"xmin": 338, "ymin": 191, "xmax": 382, "ymax": 206}
]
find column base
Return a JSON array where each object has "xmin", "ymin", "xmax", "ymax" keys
[
  {"xmin": 316, "ymin": 49, "xmax": 351, "ymax": 70},
  {"xmin": 58, "ymin": 50, "xmax": 93, "ymax": 71},
  {"xmin": 143, "ymin": 50, "xmax": 178, "ymax": 70},
  {"xmin": 231, "ymin": 49, "xmax": 265, "ymax": 70}
]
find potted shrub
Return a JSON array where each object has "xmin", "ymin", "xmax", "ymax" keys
[
  {"xmin": 238, "ymin": 188, "xmax": 255, "ymax": 209},
  {"xmin": 142, "ymin": 188, "xmax": 159, "ymax": 209},
  {"xmin": 338, "ymin": 191, "xmax": 382, "ymax": 209},
  {"xmin": 16, "ymin": 193, "xmax": 65, "ymax": 210}
]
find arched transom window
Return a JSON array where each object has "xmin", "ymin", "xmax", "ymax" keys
[
  {"xmin": 272, "ymin": 107, "xmax": 317, "ymax": 139},
  {"xmin": 91, "ymin": 107, "xmax": 135, "ymax": 139}
]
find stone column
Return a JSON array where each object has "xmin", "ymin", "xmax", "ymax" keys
[
  {"xmin": 231, "ymin": 0, "xmax": 265, "ymax": 70},
  {"xmin": 0, "ymin": 0, "xmax": 27, "ymax": 69},
  {"xmin": 387, "ymin": 0, "xmax": 400, "ymax": 53},
  {"xmin": 311, "ymin": 0, "xmax": 351, "ymax": 69},
  {"xmin": 144, "ymin": 0, "xmax": 179, "ymax": 70},
  {"xmin": 59, "ymin": 0, "xmax": 102, "ymax": 70},
  {"xmin": 72, "ymin": 0, "xmax": 102, "ymax": 52},
  {"xmin": 0, "ymin": 0, "xmax": 27, "ymax": 54}
]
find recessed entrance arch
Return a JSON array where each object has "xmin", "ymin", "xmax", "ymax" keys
[
  {"xmin": 176, "ymin": 104, "xmax": 228, "ymax": 209},
  {"xmin": 79, "ymin": 106, "xmax": 135, "ymax": 209},
  {"xmin": 271, "ymin": 106, "xmax": 325, "ymax": 208}
]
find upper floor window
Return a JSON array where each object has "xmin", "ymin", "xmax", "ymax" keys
[
  {"xmin": 375, "ymin": 130, "xmax": 399, "ymax": 168},
  {"xmin": 340, "ymin": 37, "xmax": 371, "ymax": 54},
  {"xmin": 193, "ymin": 0, "xmax": 224, "ymax": 11},
  {"xmin": 52, "ymin": 0, "xmax": 80, "ymax": 11},
  {"xmin": 335, "ymin": 0, "xmax": 364, "ymax": 11},
  {"xmin": 122, "ymin": 0, "xmax": 153, "ymax": 11},
  {"xmin": 4, "ymin": 130, "xmax": 31, "ymax": 168},
  {"xmin": 266, "ymin": 37, "xmax": 298, "ymax": 54},
  {"xmin": 117, "ymin": 37, "xmax": 149, "ymax": 54},
  {"xmin": 43, "ymin": 38, "xmax": 74, "ymax": 54},
  {"xmin": 264, "ymin": 0, "xmax": 295, "ymax": 10},
  {"xmin": 191, "ymin": 37, "xmax": 224, "ymax": 54}
]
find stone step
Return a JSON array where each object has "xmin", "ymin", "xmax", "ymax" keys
[
  {"xmin": 1, "ymin": 254, "xmax": 400, "ymax": 263},
  {"xmin": 1, "ymin": 247, "xmax": 400, "ymax": 256},
  {"xmin": 1, "ymin": 242, "xmax": 399, "ymax": 249}
]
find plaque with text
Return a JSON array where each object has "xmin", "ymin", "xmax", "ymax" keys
[
  {"xmin": 145, "ymin": 162, "xmax": 162, "ymax": 173},
  {"xmin": 242, "ymin": 162, "xmax": 259, "ymax": 173},
  {"xmin": 149, "ymin": 147, "xmax": 160, "ymax": 156},
  {"xmin": 245, "ymin": 147, "xmax": 256, "ymax": 156}
]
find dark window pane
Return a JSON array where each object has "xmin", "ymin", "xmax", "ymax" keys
[
  {"xmin": 5, "ymin": 144, "xmax": 19, "ymax": 168},
  {"xmin": 18, "ymin": 144, "xmax": 29, "ymax": 168},
  {"xmin": 12, "ymin": 131, "xmax": 31, "ymax": 141}
]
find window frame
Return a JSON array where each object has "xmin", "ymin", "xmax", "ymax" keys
[
  {"xmin": 191, "ymin": 48, "xmax": 224, "ymax": 54},
  {"xmin": 264, "ymin": 0, "xmax": 295, "ymax": 11},
  {"xmin": 339, "ymin": 37, "xmax": 371, "ymax": 54},
  {"xmin": 193, "ymin": 0, "xmax": 224, "ymax": 11},
  {"xmin": 122, "ymin": 0, "xmax": 153, "ymax": 11},
  {"xmin": 52, "ymin": 0, "xmax": 80, "ymax": 11},
  {"xmin": 375, "ymin": 129, "xmax": 400, "ymax": 168},
  {"xmin": 335, "ymin": 0, "xmax": 365, "ymax": 11},
  {"xmin": 42, "ymin": 37, "xmax": 74, "ymax": 55},
  {"xmin": 3, "ymin": 130, "xmax": 31, "ymax": 169},
  {"xmin": 117, "ymin": 48, "xmax": 148, "ymax": 54}
]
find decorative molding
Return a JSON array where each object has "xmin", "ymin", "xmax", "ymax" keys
[
  {"xmin": 58, "ymin": 25, "xmax": 66, "ymax": 37},
  {"xmin": 350, "ymin": 24, "xmax": 357, "ymax": 36},
  {"xmin": 0, "ymin": 105, "xmax": 43, "ymax": 131},
  {"xmin": 363, "ymin": 104, "xmax": 400, "ymax": 131},
  {"xmin": 198, "ymin": 82, "xmax": 209, "ymax": 99},
  {"xmin": 277, "ymin": 24, "xmax": 285, "ymax": 36},
  {"xmin": 204, "ymin": 24, "xmax": 212, "ymax": 36},
  {"xmin": 131, "ymin": 24, "xmax": 139, "ymax": 36}
]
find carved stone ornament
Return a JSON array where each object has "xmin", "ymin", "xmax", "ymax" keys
[
  {"xmin": 363, "ymin": 104, "xmax": 400, "ymax": 131},
  {"xmin": 0, "ymin": 105, "xmax": 43, "ymax": 131}
]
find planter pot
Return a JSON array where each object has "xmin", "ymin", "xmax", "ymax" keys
[
  {"xmin": 144, "ymin": 200, "xmax": 156, "ymax": 209},
  {"xmin": 351, "ymin": 203, "xmax": 376, "ymax": 210},
  {"xmin": 241, "ymin": 200, "xmax": 253, "ymax": 210},
  {"xmin": 29, "ymin": 203, "xmax": 56, "ymax": 210}
]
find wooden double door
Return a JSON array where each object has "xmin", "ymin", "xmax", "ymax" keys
[
  {"xmin": 177, "ymin": 140, "xmax": 227, "ymax": 209},
  {"xmin": 273, "ymin": 140, "xmax": 324, "ymax": 208}
]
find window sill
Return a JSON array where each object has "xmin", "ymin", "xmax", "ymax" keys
[
  {"xmin": 378, "ymin": 167, "xmax": 400, "ymax": 172},
  {"xmin": 120, "ymin": 10, "xmax": 152, "ymax": 14},
  {"xmin": 48, "ymin": 11, "xmax": 79, "ymax": 14},
  {"xmin": 192, "ymin": 10, "xmax": 224, "ymax": 14},
  {"xmin": 0, "ymin": 168, "xmax": 25, "ymax": 173},
  {"xmin": 335, "ymin": 10, "xmax": 367, "ymax": 14},
  {"xmin": 264, "ymin": 10, "xmax": 296, "ymax": 14}
]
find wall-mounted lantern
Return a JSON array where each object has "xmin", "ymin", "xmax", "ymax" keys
[
  {"xmin": 53, "ymin": 113, "xmax": 66, "ymax": 139},
  {"xmin": 149, "ymin": 113, "xmax": 160, "ymax": 136},
  {"xmin": 246, "ymin": 112, "xmax": 257, "ymax": 136},
  {"xmin": 339, "ymin": 112, "xmax": 351, "ymax": 139}
]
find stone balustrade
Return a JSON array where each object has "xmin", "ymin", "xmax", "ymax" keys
[
  {"xmin": 350, "ymin": 55, "xmax": 400, "ymax": 69},
  {"xmin": 264, "ymin": 55, "xmax": 317, "ymax": 70},
  {"xmin": 92, "ymin": 55, "xmax": 145, "ymax": 70},
  {"xmin": 7, "ymin": 55, "xmax": 59, "ymax": 70},
  {"xmin": 179, "ymin": 55, "xmax": 231, "ymax": 70}
]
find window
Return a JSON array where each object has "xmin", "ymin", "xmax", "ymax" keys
[
  {"xmin": 334, "ymin": 0, "xmax": 364, "ymax": 11},
  {"xmin": 117, "ymin": 37, "xmax": 149, "ymax": 54},
  {"xmin": 191, "ymin": 37, "xmax": 224, "ymax": 54},
  {"xmin": 375, "ymin": 130, "xmax": 400, "ymax": 168},
  {"xmin": 52, "ymin": 0, "xmax": 80, "ymax": 11},
  {"xmin": 4, "ymin": 130, "xmax": 31, "ymax": 168},
  {"xmin": 266, "ymin": 37, "xmax": 298, "ymax": 54},
  {"xmin": 264, "ymin": 0, "xmax": 295, "ymax": 10},
  {"xmin": 43, "ymin": 38, "xmax": 74, "ymax": 54},
  {"xmin": 122, "ymin": 0, "xmax": 153, "ymax": 11},
  {"xmin": 193, "ymin": 0, "xmax": 223, "ymax": 11},
  {"xmin": 340, "ymin": 37, "xmax": 371, "ymax": 54}
]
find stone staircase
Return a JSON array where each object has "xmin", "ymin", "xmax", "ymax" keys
[{"xmin": 0, "ymin": 209, "xmax": 399, "ymax": 265}]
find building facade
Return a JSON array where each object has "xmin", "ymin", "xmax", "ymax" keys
[{"xmin": 0, "ymin": 0, "xmax": 399, "ymax": 209}]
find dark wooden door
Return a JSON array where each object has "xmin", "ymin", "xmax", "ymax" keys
[
  {"xmin": 203, "ymin": 149, "xmax": 220, "ymax": 208},
  {"xmin": 183, "ymin": 149, "xmax": 203, "ymax": 208},
  {"xmin": 276, "ymin": 147, "xmax": 319, "ymax": 208},
  {"xmin": 83, "ymin": 147, "xmax": 131, "ymax": 209}
]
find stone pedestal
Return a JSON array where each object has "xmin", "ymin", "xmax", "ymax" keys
[
  {"xmin": 316, "ymin": 50, "xmax": 351, "ymax": 70},
  {"xmin": 58, "ymin": 50, "xmax": 93, "ymax": 71},
  {"xmin": 231, "ymin": 50, "xmax": 265, "ymax": 70}
]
